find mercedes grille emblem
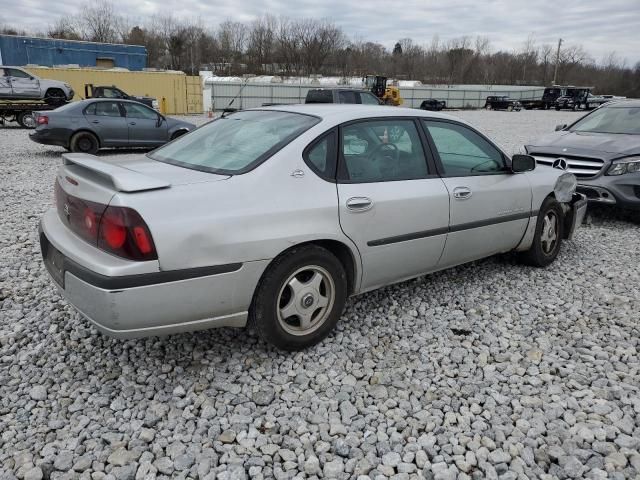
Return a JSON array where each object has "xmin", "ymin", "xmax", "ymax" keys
[{"xmin": 552, "ymin": 158, "xmax": 569, "ymax": 170}]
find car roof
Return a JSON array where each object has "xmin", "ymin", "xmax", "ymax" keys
[{"xmin": 256, "ymin": 104, "xmax": 461, "ymax": 124}]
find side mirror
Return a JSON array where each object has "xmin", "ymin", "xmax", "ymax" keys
[
  {"xmin": 156, "ymin": 114, "xmax": 164, "ymax": 127},
  {"xmin": 555, "ymin": 124, "xmax": 567, "ymax": 131},
  {"xmin": 511, "ymin": 154, "xmax": 536, "ymax": 173}
]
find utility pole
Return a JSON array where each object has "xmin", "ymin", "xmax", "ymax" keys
[{"xmin": 552, "ymin": 38, "xmax": 563, "ymax": 85}]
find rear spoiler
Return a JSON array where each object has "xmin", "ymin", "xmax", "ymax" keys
[{"xmin": 62, "ymin": 153, "xmax": 170, "ymax": 193}]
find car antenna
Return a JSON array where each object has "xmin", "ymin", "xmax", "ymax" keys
[{"xmin": 222, "ymin": 77, "xmax": 250, "ymax": 117}]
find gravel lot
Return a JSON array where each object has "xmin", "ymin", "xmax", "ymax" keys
[{"xmin": 1, "ymin": 109, "xmax": 639, "ymax": 480}]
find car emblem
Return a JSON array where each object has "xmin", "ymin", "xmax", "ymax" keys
[
  {"xmin": 552, "ymin": 158, "xmax": 569, "ymax": 170},
  {"xmin": 562, "ymin": 148, "xmax": 568, "ymax": 152}
]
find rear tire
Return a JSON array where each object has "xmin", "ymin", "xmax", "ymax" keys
[
  {"xmin": 70, "ymin": 131, "xmax": 99, "ymax": 154},
  {"xmin": 249, "ymin": 245, "xmax": 347, "ymax": 351},
  {"xmin": 518, "ymin": 197, "xmax": 564, "ymax": 267},
  {"xmin": 17, "ymin": 111, "xmax": 36, "ymax": 129}
]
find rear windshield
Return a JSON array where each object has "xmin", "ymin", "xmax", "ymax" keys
[
  {"xmin": 148, "ymin": 110, "xmax": 319, "ymax": 174},
  {"xmin": 306, "ymin": 90, "xmax": 333, "ymax": 103}
]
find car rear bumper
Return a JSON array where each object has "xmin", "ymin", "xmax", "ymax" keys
[
  {"xmin": 29, "ymin": 129, "xmax": 69, "ymax": 148},
  {"xmin": 39, "ymin": 209, "xmax": 269, "ymax": 338},
  {"xmin": 577, "ymin": 173, "xmax": 640, "ymax": 210}
]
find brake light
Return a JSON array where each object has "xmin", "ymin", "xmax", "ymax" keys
[
  {"xmin": 55, "ymin": 179, "xmax": 157, "ymax": 261},
  {"xmin": 37, "ymin": 115, "xmax": 48, "ymax": 125}
]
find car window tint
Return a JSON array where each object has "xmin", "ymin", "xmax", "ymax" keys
[
  {"xmin": 360, "ymin": 93, "xmax": 380, "ymax": 105},
  {"xmin": 92, "ymin": 102, "xmax": 121, "ymax": 117},
  {"xmin": 423, "ymin": 121, "xmax": 505, "ymax": 176},
  {"xmin": 338, "ymin": 91, "xmax": 357, "ymax": 104},
  {"xmin": 123, "ymin": 103, "xmax": 157, "ymax": 119},
  {"xmin": 306, "ymin": 90, "xmax": 333, "ymax": 103},
  {"xmin": 7, "ymin": 68, "xmax": 31, "ymax": 78},
  {"xmin": 304, "ymin": 131, "xmax": 336, "ymax": 181},
  {"xmin": 339, "ymin": 120, "xmax": 429, "ymax": 183}
]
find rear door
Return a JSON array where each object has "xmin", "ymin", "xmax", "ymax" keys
[
  {"xmin": 336, "ymin": 117, "xmax": 450, "ymax": 291},
  {"xmin": 338, "ymin": 90, "xmax": 358, "ymax": 104},
  {"xmin": 5, "ymin": 68, "xmax": 40, "ymax": 98},
  {"xmin": 0, "ymin": 69, "xmax": 11, "ymax": 97},
  {"xmin": 122, "ymin": 102, "xmax": 167, "ymax": 146},
  {"xmin": 422, "ymin": 119, "xmax": 531, "ymax": 268},
  {"xmin": 83, "ymin": 101, "xmax": 128, "ymax": 146}
]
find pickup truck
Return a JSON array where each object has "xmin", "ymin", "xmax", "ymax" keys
[
  {"xmin": 305, "ymin": 88, "xmax": 382, "ymax": 105},
  {"xmin": 0, "ymin": 66, "xmax": 74, "ymax": 105},
  {"xmin": 84, "ymin": 84, "xmax": 159, "ymax": 110}
]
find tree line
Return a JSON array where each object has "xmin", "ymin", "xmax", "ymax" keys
[{"xmin": 1, "ymin": 1, "xmax": 639, "ymax": 97}]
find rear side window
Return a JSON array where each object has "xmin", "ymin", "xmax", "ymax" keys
[
  {"xmin": 149, "ymin": 110, "xmax": 320, "ymax": 175},
  {"xmin": 338, "ymin": 119, "xmax": 429, "ymax": 183},
  {"xmin": 304, "ymin": 131, "xmax": 337, "ymax": 181},
  {"xmin": 306, "ymin": 90, "xmax": 333, "ymax": 103},
  {"xmin": 86, "ymin": 102, "xmax": 122, "ymax": 117},
  {"xmin": 338, "ymin": 91, "xmax": 357, "ymax": 104},
  {"xmin": 6, "ymin": 68, "xmax": 31, "ymax": 78}
]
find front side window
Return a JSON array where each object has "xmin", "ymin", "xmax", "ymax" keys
[
  {"xmin": 423, "ymin": 121, "xmax": 505, "ymax": 176},
  {"xmin": 7, "ymin": 68, "xmax": 31, "ymax": 79},
  {"xmin": 123, "ymin": 103, "xmax": 157, "ymax": 120},
  {"xmin": 359, "ymin": 93, "xmax": 380, "ymax": 105},
  {"xmin": 338, "ymin": 119, "xmax": 429, "ymax": 183},
  {"xmin": 149, "ymin": 110, "xmax": 320, "ymax": 174},
  {"xmin": 569, "ymin": 106, "xmax": 640, "ymax": 135},
  {"xmin": 102, "ymin": 88, "xmax": 123, "ymax": 98},
  {"xmin": 87, "ymin": 101, "xmax": 122, "ymax": 117}
]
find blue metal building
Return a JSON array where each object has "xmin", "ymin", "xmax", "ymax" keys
[{"xmin": 0, "ymin": 35, "xmax": 147, "ymax": 70}]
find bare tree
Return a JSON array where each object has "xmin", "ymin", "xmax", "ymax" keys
[{"xmin": 78, "ymin": 0, "xmax": 123, "ymax": 43}]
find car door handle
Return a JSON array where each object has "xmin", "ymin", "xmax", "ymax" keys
[
  {"xmin": 129, "ymin": 122, "xmax": 136, "ymax": 125},
  {"xmin": 91, "ymin": 120, "xmax": 100, "ymax": 124},
  {"xmin": 453, "ymin": 187, "xmax": 473, "ymax": 200},
  {"xmin": 346, "ymin": 197, "xmax": 373, "ymax": 211}
]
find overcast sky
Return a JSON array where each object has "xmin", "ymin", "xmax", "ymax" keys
[{"xmin": 1, "ymin": 0, "xmax": 639, "ymax": 66}]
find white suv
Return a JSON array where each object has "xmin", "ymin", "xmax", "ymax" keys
[{"xmin": 0, "ymin": 66, "xmax": 74, "ymax": 105}]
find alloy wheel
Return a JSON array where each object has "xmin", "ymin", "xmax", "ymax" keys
[
  {"xmin": 276, "ymin": 265, "xmax": 335, "ymax": 336},
  {"xmin": 541, "ymin": 211, "xmax": 559, "ymax": 254}
]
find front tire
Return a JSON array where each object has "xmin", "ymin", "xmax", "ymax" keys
[
  {"xmin": 44, "ymin": 89, "xmax": 67, "ymax": 106},
  {"xmin": 518, "ymin": 197, "xmax": 564, "ymax": 267},
  {"xmin": 249, "ymin": 245, "xmax": 347, "ymax": 351},
  {"xmin": 70, "ymin": 131, "xmax": 99, "ymax": 154}
]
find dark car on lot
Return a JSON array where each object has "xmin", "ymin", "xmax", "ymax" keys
[
  {"xmin": 29, "ymin": 98, "xmax": 194, "ymax": 154},
  {"xmin": 85, "ymin": 84, "xmax": 158, "ymax": 110},
  {"xmin": 305, "ymin": 88, "xmax": 382, "ymax": 105},
  {"xmin": 484, "ymin": 96, "xmax": 522, "ymax": 111},
  {"xmin": 523, "ymin": 100, "xmax": 640, "ymax": 210},
  {"xmin": 419, "ymin": 99, "xmax": 446, "ymax": 111}
]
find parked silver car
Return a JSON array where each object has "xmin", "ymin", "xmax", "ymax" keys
[
  {"xmin": 0, "ymin": 66, "xmax": 74, "ymax": 104},
  {"xmin": 29, "ymin": 99, "xmax": 195, "ymax": 153},
  {"xmin": 39, "ymin": 105, "xmax": 586, "ymax": 350}
]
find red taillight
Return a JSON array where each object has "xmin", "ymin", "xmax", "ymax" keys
[
  {"xmin": 55, "ymin": 179, "xmax": 157, "ymax": 261},
  {"xmin": 37, "ymin": 115, "xmax": 48, "ymax": 125},
  {"xmin": 98, "ymin": 206, "xmax": 157, "ymax": 261}
]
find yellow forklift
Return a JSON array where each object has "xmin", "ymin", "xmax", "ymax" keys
[{"xmin": 364, "ymin": 75, "xmax": 403, "ymax": 106}]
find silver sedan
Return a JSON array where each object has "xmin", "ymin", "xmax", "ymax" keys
[{"xmin": 39, "ymin": 105, "xmax": 586, "ymax": 350}]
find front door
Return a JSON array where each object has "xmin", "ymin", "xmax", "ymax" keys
[
  {"xmin": 422, "ymin": 119, "xmax": 532, "ymax": 268},
  {"xmin": 83, "ymin": 101, "xmax": 129, "ymax": 146},
  {"xmin": 5, "ymin": 68, "xmax": 40, "ymax": 98},
  {"xmin": 122, "ymin": 102, "xmax": 167, "ymax": 146},
  {"xmin": 336, "ymin": 118, "xmax": 450, "ymax": 292}
]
